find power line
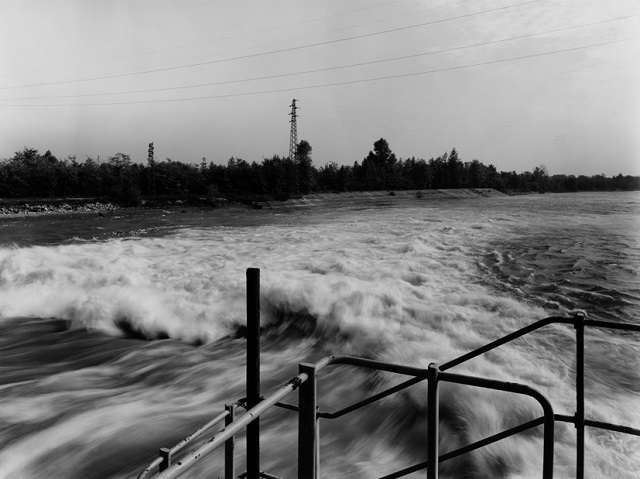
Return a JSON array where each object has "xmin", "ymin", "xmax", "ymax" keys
[
  {"xmin": 138, "ymin": 0, "xmax": 464, "ymax": 78},
  {"xmin": 0, "ymin": 0, "xmax": 407, "ymax": 82},
  {"xmin": 1, "ymin": 37, "xmax": 635, "ymax": 107},
  {"xmin": 0, "ymin": 0, "xmax": 541, "ymax": 91},
  {"xmin": 3, "ymin": 13, "xmax": 637, "ymax": 102}
]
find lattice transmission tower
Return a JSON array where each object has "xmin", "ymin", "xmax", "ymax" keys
[
  {"xmin": 148, "ymin": 142, "xmax": 156, "ymax": 195},
  {"xmin": 288, "ymin": 99, "xmax": 299, "ymax": 160}
]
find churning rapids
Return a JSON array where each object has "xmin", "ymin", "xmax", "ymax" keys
[{"xmin": 0, "ymin": 191, "xmax": 638, "ymax": 479}]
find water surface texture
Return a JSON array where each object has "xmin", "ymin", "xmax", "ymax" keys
[{"xmin": 0, "ymin": 192, "xmax": 638, "ymax": 478}]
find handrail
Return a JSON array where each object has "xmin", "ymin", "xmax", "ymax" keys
[
  {"xmin": 292, "ymin": 357, "xmax": 556, "ymax": 478},
  {"xmin": 437, "ymin": 370, "xmax": 555, "ymax": 478},
  {"xmin": 380, "ymin": 417, "xmax": 546, "ymax": 479},
  {"xmin": 170, "ymin": 409, "xmax": 232, "ymax": 457},
  {"xmin": 137, "ymin": 406, "xmax": 241, "ymax": 479},
  {"xmin": 137, "ymin": 457, "xmax": 164, "ymax": 479},
  {"xmin": 442, "ymin": 316, "xmax": 640, "ymax": 371},
  {"xmin": 153, "ymin": 372, "xmax": 309, "ymax": 479},
  {"xmin": 291, "ymin": 316, "xmax": 639, "ymax": 478},
  {"xmin": 302, "ymin": 317, "xmax": 639, "ymax": 429},
  {"xmin": 136, "ymin": 314, "xmax": 640, "ymax": 479},
  {"xmin": 440, "ymin": 315, "xmax": 573, "ymax": 370}
]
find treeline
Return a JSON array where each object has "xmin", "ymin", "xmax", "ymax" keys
[{"xmin": 0, "ymin": 139, "xmax": 638, "ymax": 205}]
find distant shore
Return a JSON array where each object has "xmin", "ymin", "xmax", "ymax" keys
[
  {"xmin": 295, "ymin": 188, "xmax": 505, "ymax": 202},
  {"xmin": 0, "ymin": 188, "xmax": 507, "ymax": 218},
  {"xmin": 0, "ymin": 199, "xmax": 119, "ymax": 217}
]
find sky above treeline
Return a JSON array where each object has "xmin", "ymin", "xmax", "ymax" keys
[{"xmin": 1, "ymin": 0, "xmax": 639, "ymax": 176}]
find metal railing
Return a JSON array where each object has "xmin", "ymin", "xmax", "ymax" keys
[
  {"xmin": 136, "ymin": 405, "xmax": 237, "ymax": 479},
  {"xmin": 136, "ymin": 269, "xmax": 640, "ymax": 479}
]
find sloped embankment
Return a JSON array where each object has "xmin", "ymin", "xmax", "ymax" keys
[{"xmin": 288, "ymin": 188, "xmax": 505, "ymax": 205}]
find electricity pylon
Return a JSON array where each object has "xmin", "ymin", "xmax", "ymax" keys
[
  {"xmin": 148, "ymin": 142, "xmax": 156, "ymax": 195},
  {"xmin": 288, "ymin": 99, "xmax": 298, "ymax": 160}
]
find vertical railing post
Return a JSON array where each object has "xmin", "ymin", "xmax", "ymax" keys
[
  {"xmin": 574, "ymin": 314, "xmax": 585, "ymax": 479},
  {"xmin": 225, "ymin": 404, "xmax": 236, "ymax": 479},
  {"xmin": 246, "ymin": 268, "xmax": 261, "ymax": 479},
  {"xmin": 298, "ymin": 363, "xmax": 318, "ymax": 479},
  {"xmin": 541, "ymin": 401, "xmax": 556, "ymax": 479},
  {"xmin": 159, "ymin": 447, "xmax": 171, "ymax": 473},
  {"xmin": 427, "ymin": 363, "xmax": 440, "ymax": 479}
]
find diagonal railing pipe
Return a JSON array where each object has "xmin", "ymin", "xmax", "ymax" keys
[
  {"xmin": 154, "ymin": 373, "xmax": 309, "ymax": 479},
  {"xmin": 439, "ymin": 315, "xmax": 575, "ymax": 371},
  {"xmin": 137, "ymin": 408, "xmax": 235, "ymax": 479}
]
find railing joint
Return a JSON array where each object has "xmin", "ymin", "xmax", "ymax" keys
[{"xmin": 158, "ymin": 447, "xmax": 171, "ymax": 472}]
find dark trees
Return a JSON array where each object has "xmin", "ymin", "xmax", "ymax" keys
[
  {"xmin": 295, "ymin": 140, "xmax": 315, "ymax": 194},
  {"xmin": 359, "ymin": 138, "xmax": 399, "ymax": 190},
  {"xmin": 1, "ymin": 142, "xmax": 638, "ymax": 201}
]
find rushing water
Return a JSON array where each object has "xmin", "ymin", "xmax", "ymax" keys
[{"xmin": 0, "ymin": 191, "xmax": 638, "ymax": 479}]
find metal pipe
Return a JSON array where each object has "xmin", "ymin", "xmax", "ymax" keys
[
  {"xmin": 439, "ymin": 371, "xmax": 555, "ymax": 478},
  {"xmin": 322, "ymin": 355, "xmax": 430, "ymax": 377},
  {"xmin": 319, "ymin": 375, "xmax": 425, "ymax": 419},
  {"xmin": 439, "ymin": 416, "xmax": 546, "ymax": 463},
  {"xmin": 575, "ymin": 314, "xmax": 585, "ymax": 479},
  {"xmin": 155, "ymin": 373, "xmax": 308, "ymax": 479},
  {"xmin": 379, "ymin": 417, "xmax": 546, "ymax": 479},
  {"xmin": 440, "ymin": 316, "xmax": 573, "ymax": 371},
  {"xmin": 170, "ymin": 410, "xmax": 230, "ymax": 456},
  {"xmin": 584, "ymin": 419, "xmax": 640, "ymax": 436},
  {"xmin": 427, "ymin": 363, "xmax": 440, "ymax": 479},
  {"xmin": 298, "ymin": 363, "xmax": 318, "ymax": 479},
  {"xmin": 584, "ymin": 319, "xmax": 640, "ymax": 332},
  {"xmin": 246, "ymin": 268, "xmax": 261, "ymax": 479},
  {"xmin": 137, "ymin": 409, "xmax": 233, "ymax": 478},
  {"xmin": 136, "ymin": 457, "xmax": 164, "ymax": 479},
  {"xmin": 225, "ymin": 404, "xmax": 235, "ymax": 479}
]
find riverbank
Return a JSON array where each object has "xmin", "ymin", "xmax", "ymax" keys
[
  {"xmin": 296, "ymin": 188, "xmax": 505, "ymax": 202},
  {"xmin": 0, "ymin": 200, "xmax": 118, "ymax": 216},
  {"xmin": 0, "ymin": 188, "xmax": 506, "ymax": 217},
  {"xmin": 230, "ymin": 188, "xmax": 508, "ymax": 209}
]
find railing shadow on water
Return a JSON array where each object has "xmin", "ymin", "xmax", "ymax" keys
[{"xmin": 137, "ymin": 268, "xmax": 640, "ymax": 479}]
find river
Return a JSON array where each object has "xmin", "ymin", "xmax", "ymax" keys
[{"xmin": 0, "ymin": 191, "xmax": 638, "ymax": 478}]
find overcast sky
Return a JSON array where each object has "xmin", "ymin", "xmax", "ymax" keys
[{"xmin": 1, "ymin": 0, "xmax": 638, "ymax": 175}]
